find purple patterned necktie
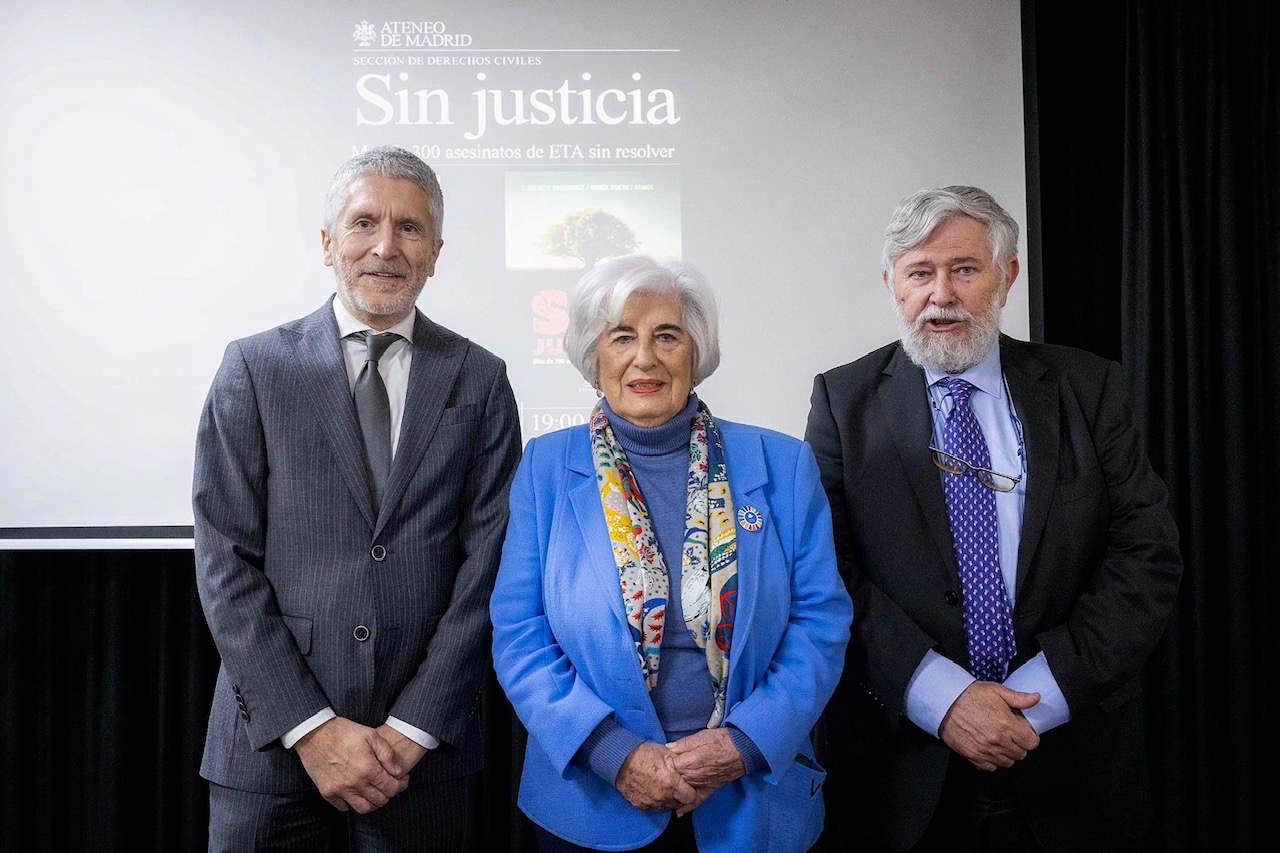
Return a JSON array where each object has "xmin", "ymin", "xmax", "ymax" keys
[{"xmin": 939, "ymin": 377, "xmax": 1016, "ymax": 681}]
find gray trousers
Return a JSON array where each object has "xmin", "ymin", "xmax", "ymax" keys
[{"xmin": 208, "ymin": 773, "xmax": 479, "ymax": 853}]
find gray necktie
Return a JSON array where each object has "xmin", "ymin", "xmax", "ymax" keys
[{"xmin": 352, "ymin": 331, "xmax": 401, "ymax": 507}]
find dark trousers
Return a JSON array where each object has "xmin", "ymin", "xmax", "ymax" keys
[
  {"xmin": 533, "ymin": 815, "xmax": 698, "ymax": 853},
  {"xmin": 911, "ymin": 762, "xmax": 1044, "ymax": 853},
  {"xmin": 208, "ymin": 773, "xmax": 479, "ymax": 853}
]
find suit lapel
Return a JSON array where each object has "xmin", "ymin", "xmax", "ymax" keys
[
  {"xmin": 722, "ymin": 429, "xmax": 767, "ymax": 665},
  {"xmin": 1001, "ymin": 337, "xmax": 1059, "ymax": 601},
  {"xmin": 375, "ymin": 311, "xmax": 465, "ymax": 536},
  {"xmin": 286, "ymin": 300, "xmax": 377, "ymax": 529},
  {"xmin": 878, "ymin": 345, "xmax": 961, "ymax": 580},
  {"xmin": 566, "ymin": 428, "xmax": 633, "ymax": 636}
]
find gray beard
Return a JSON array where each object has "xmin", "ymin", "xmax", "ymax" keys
[
  {"xmin": 335, "ymin": 268, "xmax": 425, "ymax": 322},
  {"xmin": 896, "ymin": 299, "xmax": 1002, "ymax": 374}
]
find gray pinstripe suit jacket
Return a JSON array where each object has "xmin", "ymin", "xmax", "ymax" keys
[{"xmin": 194, "ymin": 297, "xmax": 521, "ymax": 793}]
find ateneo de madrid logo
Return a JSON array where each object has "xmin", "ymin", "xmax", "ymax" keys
[
  {"xmin": 352, "ymin": 19, "xmax": 475, "ymax": 48},
  {"xmin": 352, "ymin": 21, "xmax": 377, "ymax": 47}
]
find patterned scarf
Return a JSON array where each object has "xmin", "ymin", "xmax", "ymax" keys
[{"xmin": 589, "ymin": 399, "xmax": 739, "ymax": 727}]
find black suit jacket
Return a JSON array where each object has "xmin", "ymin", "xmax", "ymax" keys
[
  {"xmin": 194, "ymin": 298, "xmax": 521, "ymax": 793},
  {"xmin": 806, "ymin": 336, "xmax": 1181, "ymax": 853}
]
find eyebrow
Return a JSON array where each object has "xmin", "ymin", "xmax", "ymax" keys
[
  {"xmin": 344, "ymin": 210, "xmax": 428, "ymax": 229},
  {"xmin": 903, "ymin": 256, "xmax": 984, "ymax": 269},
  {"xmin": 607, "ymin": 322, "xmax": 685, "ymax": 334}
]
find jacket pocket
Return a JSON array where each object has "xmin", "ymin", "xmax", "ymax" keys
[
  {"xmin": 1098, "ymin": 677, "xmax": 1142, "ymax": 712},
  {"xmin": 768, "ymin": 753, "xmax": 827, "ymax": 851},
  {"xmin": 282, "ymin": 614, "xmax": 313, "ymax": 655},
  {"xmin": 1056, "ymin": 464, "xmax": 1106, "ymax": 504},
  {"xmin": 438, "ymin": 403, "xmax": 478, "ymax": 426}
]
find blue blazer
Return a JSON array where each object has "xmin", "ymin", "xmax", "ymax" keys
[{"xmin": 492, "ymin": 418, "xmax": 853, "ymax": 852}]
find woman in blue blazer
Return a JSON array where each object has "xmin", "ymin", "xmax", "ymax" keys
[{"xmin": 492, "ymin": 256, "xmax": 853, "ymax": 852}]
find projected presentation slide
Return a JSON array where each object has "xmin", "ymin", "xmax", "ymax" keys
[{"xmin": 0, "ymin": 0, "xmax": 1028, "ymax": 535}]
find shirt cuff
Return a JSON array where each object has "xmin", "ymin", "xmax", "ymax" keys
[
  {"xmin": 386, "ymin": 716, "xmax": 441, "ymax": 750},
  {"xmin": 282, "ymin": 706, "xmax": 336, "ymax": 749},
  {"xmin": 904, "ymin": 650, "xmax": 976, "ymax": 738},
  {"xmin": 726, "ymin": 725, "xmax": 767, "ymax": 777},
  {"xmin": 576, "ymin": 716, "xmax": 646, "ymax": 785},
  {"xmin": 1003, "ymin": 652, "xmax": 1071, "ymax": 734}
]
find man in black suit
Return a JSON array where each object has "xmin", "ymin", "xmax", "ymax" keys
[
  {"xmin": 194, "ymin": 147, "xmax": 521, "ymax": 850},
  {"xmin": 807, "ymin": 186, "xmax": 1181, "ymax": 852}
]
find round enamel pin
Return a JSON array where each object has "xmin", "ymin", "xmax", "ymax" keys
[{"xmin": 737, "ymin": 505, "xmax": 764, "ymax": 531}]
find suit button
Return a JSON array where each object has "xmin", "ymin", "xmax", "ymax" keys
[
  {"xmin": 353, "ymin": 625, "xmax": 370, "ymax": 642},
  {"xmin": 944, "ymin": 590, "xmax": 960, "ymax": 606},
  {"xmin": 371, "ymin": 545, "xmax": 387, "ymax": 562}
]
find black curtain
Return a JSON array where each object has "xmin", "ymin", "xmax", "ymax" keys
[
  {"xmin": 0, "ymin": 551, "xmax": 217, "ymax": 851},
  {"xmin": 1025, "ymin": 0, "xmax": 1277, "ymax": 848},
  {"xmin": 0, "ymin": 552, "xmax": 535, "ymax": 852}
]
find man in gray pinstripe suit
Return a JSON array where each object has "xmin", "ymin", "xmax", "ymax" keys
[{"xmin": 194, "ymin": 147, "xmax": 521, "ymax": 851}]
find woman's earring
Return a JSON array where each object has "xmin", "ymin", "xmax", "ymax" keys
[{"xmin": 594, "ymin": 384, "xmax": 603, "ymax": 399}]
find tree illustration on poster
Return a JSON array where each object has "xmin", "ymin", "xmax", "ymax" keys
[{"xmin": 538, "ymin": 208, "xmax": 639, "ymax": 269}]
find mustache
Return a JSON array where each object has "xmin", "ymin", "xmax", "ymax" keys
[
  {"xmin": 358, "ymin": 265, "xmax": 407, "ymax": 277},
  {"xmin": 912, "ymin": 305, "xmax": 973, "ymax": 330}
]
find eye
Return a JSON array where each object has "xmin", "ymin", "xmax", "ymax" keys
[
  {"xmin": 610, "ymin": 333, "xmax": 634, "ymax": 345},
  {"xmin": 956, "ymin": 265, "xmax": 978, "ymax": 275},
  {"xmin": 401, "ymin": 223, "xmax": 420, "ymax": 233},
  {"xmin": 352, "ymin": 218, "xmax": 373, "ymax": 229}
]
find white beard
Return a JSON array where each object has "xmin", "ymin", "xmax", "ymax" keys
[{"xmin": 896, "ymin": 298, "xmax": 1003, "ymax": 374}]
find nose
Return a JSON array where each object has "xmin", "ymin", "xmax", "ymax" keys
[
  {"xmin": 633, "ymin": 335, "xmax": 658, "ymax": 370},
  {"xmin": 372, "ymin": 223, "xmax": 402, "ymax": 259},
  {"xmin": 929, "ymin": 270, "xmax": 957, "ymax": 306}
]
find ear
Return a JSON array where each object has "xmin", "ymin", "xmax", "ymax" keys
[
  {"xmin": 424, "ymin": 239, "xmax": 444, "ymax": 277},
  {"xmin": 999, "ymin": 257, "xmax": 1020, "ymax": 306},
  {"xmin": 321, "ymin": 229, "xmax": 334, "ymax": 268},
  {"xmin": 882, "ymin": 269, "xmax": 891, "ymax": 289}
]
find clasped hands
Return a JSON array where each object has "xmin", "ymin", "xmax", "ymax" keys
[
  {"xmin": 939, "ymin": 681, "xmax": 1042, "ymax": 772},
  {"xmin": 294, "ymin": 717, "xmax": 429, "ymax": 814},
  {"xmin": 616, "ymin": 728, "xmax": 746, "ymax": 818}
]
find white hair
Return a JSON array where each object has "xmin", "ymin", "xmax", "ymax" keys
[
  {"xmin": 324, "ymin": 146, "xmax": 444, "ymax": 243},
  {"xmin": 565, "ymin": 255, "xmax": 721, "ymax": 386},
  {"xmin": 881, "ymin": 185, "xmax": 1020, "ymax": 282}
]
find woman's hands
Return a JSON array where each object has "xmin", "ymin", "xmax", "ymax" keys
[
  {"xmin": 667, "ymin": 728, "xmax": 746, "ymax": 816},
  {"xmin": 616, "ymin": 742, "xmax": 699, "ymax": 811},
  {"xmin": 616, "ymin": 729, "xmax": 746, "ymax": 817}
]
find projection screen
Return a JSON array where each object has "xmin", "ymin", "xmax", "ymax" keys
[{"xmin": 0, "ymin": 0, "xmax": 1028, "ymax": 545}]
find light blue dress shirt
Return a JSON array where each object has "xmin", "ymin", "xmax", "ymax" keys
[{"xmin": 903, "ymin": 340, "xmax": 1071, "ymax": 737}]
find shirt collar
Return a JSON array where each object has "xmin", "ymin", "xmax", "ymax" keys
[
  {"xmin": 332, "ymin": 296, "xmax": 417, "ymax": 343},
  {"xmin": 924, "ymin": 338, "xmax": 1004, "ymax": 401}
]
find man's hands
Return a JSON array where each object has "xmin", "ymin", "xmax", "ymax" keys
[
  {"xmin": 295, "ymin": 717, "xmax": 408, "ymax": 813},
  {"xmin": 616, "ymin": 729, "xmax": 746, "ymax": 818},
  {"xmin": 375, "ymin": 723, "xmax": 429, "ymax": 776},
  {"xmin": 939, "ymin": 682, "xmax": 1041, "ymax": 772}
]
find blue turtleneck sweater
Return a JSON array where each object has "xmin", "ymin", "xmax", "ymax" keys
[{"xmin": 576, "ymin": 395, "xmax": 765, "ymax": 785}]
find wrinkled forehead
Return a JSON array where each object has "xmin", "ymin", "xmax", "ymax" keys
[
  {"xmin": 339, "ymin": 175, "xmax": 432, "ymax": 213},
  {"xmin": 897, "ymin": 216, "xmax": 994, "ymax": 265}
]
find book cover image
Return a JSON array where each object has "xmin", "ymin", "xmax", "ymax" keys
[{"xmin": 504, "ymin": 170, "xmax": 682, "ymax": 270}]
